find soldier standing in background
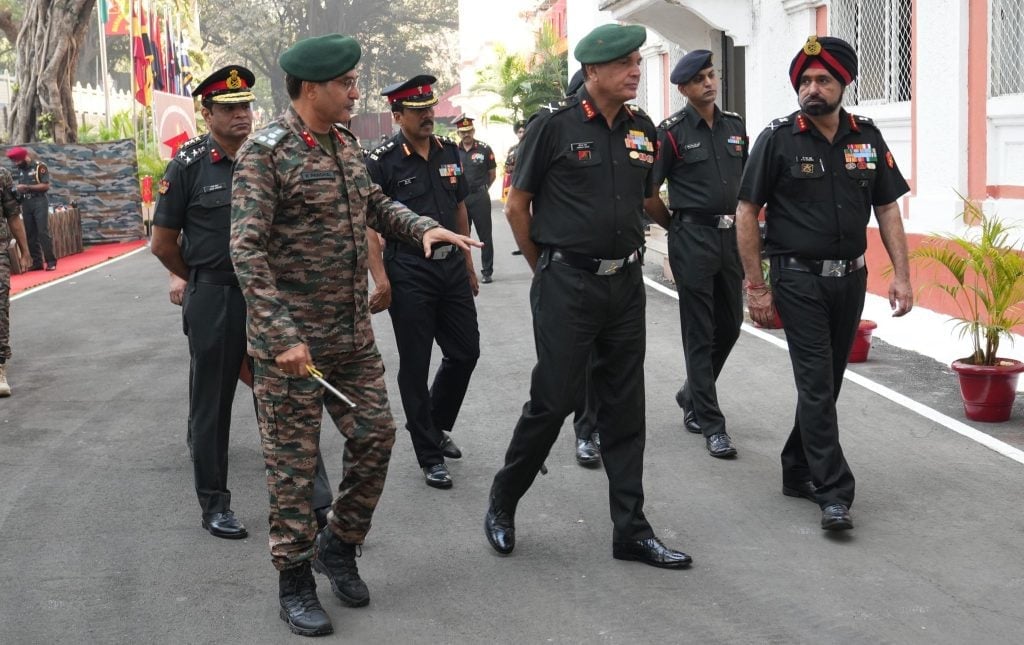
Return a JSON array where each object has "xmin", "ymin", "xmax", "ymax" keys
[
  {"xmin": 0, "ymin": 164, "xmax": 30, "ymax": 397},
  {"xmin": 455, "ymin": 114, "xmax": 497, "ymax": 282},
  {"xmin": 7, "ymin": 147, "xmax": 55, "ymax": 271},
  {"xmin": 646, "ymin": 50, "xmax": 747, "ymax": 459},
  {"xmin": 151, "ymin": 65, "xmax": 258, "ymax": 541},
  {"xmin": 366, "ymin": 75, "xmax": 481, "ymax": 490},
  {"xmin": 230, "ymin": 35, "xmax": 478, "ymax": 637}
]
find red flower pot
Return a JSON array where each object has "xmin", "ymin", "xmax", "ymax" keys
[
  {"xmin": 848, "ymin": 319, "xmax": 878, "ymax": 363},
  {"xmin": 950, "ymin": 358, "xmax": 1024, "ymax": 422}
]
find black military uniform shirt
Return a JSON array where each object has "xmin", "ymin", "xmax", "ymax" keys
[
  {"xmin": 512, "ymin": 88, "xmax": 657, "ymax": 259},
  {"xmin": 654, "ymin": 104, "xmax": 746, "ymax": 214},
  {"xmin": 14, "ymin": 161, "xmax": 49, "ymax": 203},
  {"xmin": 738, "ymin": 109, "xmax": 909, "ymax": 260},
  {"xmin": 458, "ymin": 140, "xmax": 496, "ymax": 193},
  {"xmin": 153, "ymin": 134, "xmax": 235, "ymax": 272},
  {"xmin": 366, "ymin": 132, "xmax": 468, "ymax": 238}
]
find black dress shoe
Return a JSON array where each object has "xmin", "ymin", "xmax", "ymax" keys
[
  {"xmin": 674, "ymin": 388, "xmax": 702, "ymax": 433},
  {"xmin": 612, "ymin": 536, "xmax": 692, "ymax": 569},
  {"xmin": 511, "ymin": 249, "xmax": 523, "ymax": 256},
  {"xmin": 682, "ymin": 409, "xmax": 702, "ymax": 434},
  {"xmin": 782, "ymin": 481, "xmax": 817, "ymax": 502},
  {"xmin": 481, "ymin": 274, "xmax": 493, "ymax": 283},
  {"xmin": 821, "ymin": 504, "xmax": 853, "ymax": 531},
  {"xmin": 202, "ymin": 510, "xmax": 248, "ymax": 539},
  {"xmin": 439, "ymin": 431, "xmax": 462, "ymax": 459},
  {"xmin": 30, "ymin": 264, "xmax": 43, "ymax": 271},
  {"xmin": 575, "ymin": 438, "xmax": 601, "ymax": 467},
  {"xmin": 45, "ymin": 263, "xmax": 57, "ymax": 271},
  {"xmin": 422, "ymin": 463, "xmax": 453, "ymax": 489},
  {"xmin": 484, "ymin": 506, "xmax": 515, "ymax": 555},
  {"xmin": 705, "ymin": 432, "xmax": 737, "ymax": 458}
]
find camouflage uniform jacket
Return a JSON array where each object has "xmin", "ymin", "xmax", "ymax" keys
[
  {"xmin": 0, "ymin": 168, "xmax": 18, "ymax": 242},
  {"xmin": 230, "ymin": 107, "xmax": 440, "ymax": 360}
]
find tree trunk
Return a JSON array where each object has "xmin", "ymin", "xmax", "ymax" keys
[{"xmin": 9, "ymin": 0, "xmax": 97, "ymax": 144}]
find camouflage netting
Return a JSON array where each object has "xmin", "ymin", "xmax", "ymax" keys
[{"xmin": 1, "ymin": 140, "xmax": 144, "ymax": 244}]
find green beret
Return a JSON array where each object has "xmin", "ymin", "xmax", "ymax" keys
[
  {"xmin": 279, "ymin": 34, "xmax": 361, "ymax": 82},
  {"xmin": 574, "ymin": 24, "xmax": 646, "ymax": 64}
]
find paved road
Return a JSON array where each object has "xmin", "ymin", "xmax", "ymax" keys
[{"xmin": 2, "ymin": 211, "xmax": 1022, "ymax": 644}]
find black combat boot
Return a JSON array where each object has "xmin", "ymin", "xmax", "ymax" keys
[
  {"xmin": 313, "ymin": 527, "xmax": 370, "ymax": 607},
  {"xmin": 278, "ymin": 562, "xmax": 333, "ymax": 637}
]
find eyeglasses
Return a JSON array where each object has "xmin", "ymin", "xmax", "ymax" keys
[{"xmin": 328, "ymin": 77, "xmax": 358, "ymax": 91}]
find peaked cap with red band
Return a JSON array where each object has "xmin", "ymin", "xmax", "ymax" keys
[
  {"xmin": 788, "ymin": 36, "xmax": 857, "ymax": 91},
  {"xmin": 382, "ymin": 74, "xmax": 439, "ymax": 110},
  {"xmin": 192, "ymin": 65, "xmax": 256, "ymax": 104}
]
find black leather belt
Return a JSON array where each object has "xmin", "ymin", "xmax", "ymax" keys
[
  {"xmin": 674, "ymin": 211, "xmax": 735, "ymax": 229},
  {"xmin": 192, "ymin": 268, "xmax": 239, "ymax": 287},
  {"xmin": 549, "ymin": 247, "xmax": 642, "ymax": 275},
  {"xmin": 778, "ymin": 254, "xmax": 865, "ymax": 277},
  {"xmin": 393, "ymin": 243, "xmax": 458, "ymax": 261}
]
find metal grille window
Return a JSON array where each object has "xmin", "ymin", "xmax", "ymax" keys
[
  {"xmin": 829, "ymin": 0, "xmax": 913, "ymax": 105},
  {"xmin": 667, "ymin": 42, "xmax": 688, "ymax": 114},
  {"xmin": 991, "ymin": 0, "xmax": 1024, "ymax": 96}
]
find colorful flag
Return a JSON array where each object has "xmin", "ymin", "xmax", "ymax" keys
[
  {"xmin": 179, "ymin": 41, "xmax": 193, "ymax": 95},
  {"xmin": 151, "ymin": 14, "xmax": 166, "ymax": 92},
  {"xmin": 106, "ymin": 0, "xmax": 128, "ymax": 36},
  {"xmin": 131, "ymin": 1, "xmax": 151, "ymax": 106}
]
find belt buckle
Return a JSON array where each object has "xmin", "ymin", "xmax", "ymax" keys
[
  {"xmin": 432, "ymin": 245, "xmax": 453, "ymax": 260},
  {"xmin": 717, "ymin": 215, "xmax": 735, "ymax": 229},
  {"xmin": 596, "ymin": 258, "xmax": 624, "ymax": 275},
  {"xmin": 821, "ymin": 259, "xmax": 845, "ymax": 277}
]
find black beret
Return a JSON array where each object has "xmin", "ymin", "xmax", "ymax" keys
[
  {"xmin": 279, "ymin": 34, "xmax": 361, "ymax": 82},
  {"xmin": 574, "ymin": 24, "xmax": 646, "ymax": 65},
  {"xmin": 381, "ymin": 74, "xmax": 439, "ymax": 110},
  {"xmin": 789, "ymin": 36, "xmax": 857, "ymax": 90},
  {"xmin": 566, "ymin": 69, "xmax": 584, "ymax": 96},
  {"xmin": 670, "ymin": 50, "xmax": 713, "ymax": 85},
  {"xmin": 193, "ymin": 66, "xmax": 255, "ymax": 104}
]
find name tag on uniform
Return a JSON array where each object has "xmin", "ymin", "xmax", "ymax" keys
[
  {"xmin": 398, "ymin": 177, "xmax": 416, "ymax": 186},
  {"xmin": 201, "ymin": 183, "xmax": 226, "ymax": 193},
  {"xmin": 300, "ymin": 171, "xmax": 335, "ymax": 182},
  {"xmin": 570, "ymin": 142, "xmax": 593, "ymax": 151},
  {"xmin": 685, "ymin": 142, "xmax": 701, "ymax": 150}
]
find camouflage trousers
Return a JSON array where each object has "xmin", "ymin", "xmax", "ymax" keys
[
  {"xmin": 253, "ymin": 341, "xmax": 396, "ymax": 571},
  {"xmin": 0, "ymin": 249, "xmax": 10, "ymax": 361}
]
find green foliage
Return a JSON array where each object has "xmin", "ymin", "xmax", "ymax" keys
[
  {"xmin": 472, "ymin": 23, "xmax": 568, "ymax": 124},
  {"xmin": 77, "ymin": 111, "xmax": 135, "ymax": 143},
  {"xmin": 136, "ymin": 145, "xmax": 168, "ymax": 183},
  {"xmin": 909, "ymin": 195, "xmax": 1024, "ymax": 365}
]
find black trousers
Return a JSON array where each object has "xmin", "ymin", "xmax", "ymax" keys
[
  {"xmin": 491, "ymin": 258, "xmax": 653, "ymax": 541},
  {"xmin": 465, "ymin": 191, "xmax": 493, "ymax": 277},
  {"xmin": 572, "ymin": 354, "xmax": 596, "ymax": 440},
  {"xmin": 771, "ymin": 258, "xmax": 866, "ymax": 509},
  {"xmin": 183, "ymin": 279, "xmax": 247, "ymax": 516},
  {"xmin": 668, "ymin": 219, "xmax": 743, "ymax": 437},
  {"xmin": 386, "ymin": 250, "xmax": 480, "ymax": 467},
  {"xmin": 21, "ymin": 198, "xmax": 55, "ymax": 267}
]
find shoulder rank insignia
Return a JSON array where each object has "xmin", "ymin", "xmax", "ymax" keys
[
  {"xmin": 436, "ymin": 135, "xmax": 458, "ymax": 147},
  {"xmin": 768, "ymin": 116, "xmax": 791, "ymax": 131},
  {"xmin": 334, "ymin": 123, "xmax": 359, "ymax": 145},
  {"xmin": 722, "ymin": 110, "xmax": 743, "ymax": 120},
  {"xmin": 176, "ymin": 136, "xmax": 208, "ymax": 166},
  {"xmin": 368, "ymin": 140, "xmax": 396, "ymax": 161},
  {"xmin": 658, "ymin": 109, "xmax": 685, "ymax": 130},
  {"xmin": 251, "ymin": 124, "xmax": 289, "ymax": 150},
  {"xmin": 849, "ymin": 113, "xmax": 875, "ymax": 133}
]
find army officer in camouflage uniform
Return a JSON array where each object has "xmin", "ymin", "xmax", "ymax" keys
[
  {"xmin": 0, "ymin": 164, "xmax": 30, "ymax": 397},
  {"xmin": 230, "ymin": 34, "xmax": 479, "ymax": 638}
]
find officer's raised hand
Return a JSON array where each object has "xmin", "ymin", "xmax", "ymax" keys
[{"xmin": 421, "ymin": 227, "xmax": 482, "ymax": 257}]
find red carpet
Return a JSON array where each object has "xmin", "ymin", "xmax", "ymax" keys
[{"xmin": 10, "ymin": 240, "xmax": 148, "ymax": 296}]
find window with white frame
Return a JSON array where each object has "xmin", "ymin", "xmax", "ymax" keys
[
  {"xmin": 991, "ymin": 0, "xmax": 1024, "ymax": 97},
  {"xmin": 829, "ymin": 0, "xmax": 912, "ymax": 105}
]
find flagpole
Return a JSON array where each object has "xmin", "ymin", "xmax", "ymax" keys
[
  {"xmin": 130, "ymin": 0, "xmax": 138, "ymax": 141},
  {"xmin": 97, "ymin": 3, "xmax": 111, "ymax": 128}
]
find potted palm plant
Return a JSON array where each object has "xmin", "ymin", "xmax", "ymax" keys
[{"xmin": 908, "ymin": 197, "xmax": 1024, "ymax": 422}]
